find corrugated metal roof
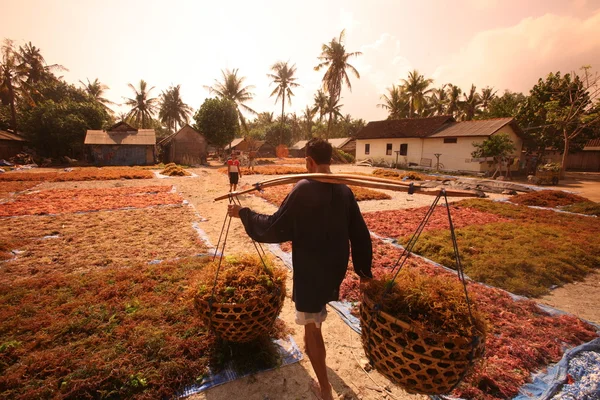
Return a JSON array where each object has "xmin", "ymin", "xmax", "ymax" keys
[
  {"xmin": 329, "ymin": 138, "xmax": 352, "ymax": 148},
  {"xmin": 228, "ymin": 138, "xmax": 245, "ymax": 149},
  {"xmin": 84, "ymin": 129, "xmax": 156, "ymax": 145},
  {"xmin": 290, "ymin": 140, "xmax": 308, "ymax": 150},
  {"xmin": 0, "ymin": 130, "xmax": 27, "ymax": 142},
  {"xmin": 157, "ymin": 125, "xmax": 203, "ymax": 146},
  {"xmin": 429, "ymin": 118, "xmax": 514, "ymax": 138},
  {"xmin": 584, "ymin": 138, "xmax": 600, "ymax": 150}
]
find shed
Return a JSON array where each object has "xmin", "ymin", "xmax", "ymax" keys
[
  {"xmin": 289, "ymin": 140, "xmax": 308, "ymax": 157},
  {"xmin": 84, "ymin": 121, "xmax": 156, "ymax": 166},
  {"xmin": 158, "ymin": 125, "xmax": 207, "ymax": 165},
  {"xmin": 0, "ymin": 130, "xmax": 28, "ymax": 160}
]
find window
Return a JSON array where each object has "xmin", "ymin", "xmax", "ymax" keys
[
  {"xmin": 364, "ymin": 143, "xmax": 370, "ymax": 155},
  {"xmin": 444, "ymin": 137, "xmax": 458, "ymax": 144},
  {"xmin": 400, "ymin": 143, "xmax": 408, "ymax": 156},
  {"xmin": 386, "ymin": 143, "xmax": 392, "ymax": 155}
]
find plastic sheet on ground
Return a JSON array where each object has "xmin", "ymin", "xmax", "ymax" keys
[
  {"xmin": 177, "ymin": 335, "xmax": 302, "ymax": 398},
  {"xmin": 512, "ymin": 338, "xmax": 600, "ymax": 399}
]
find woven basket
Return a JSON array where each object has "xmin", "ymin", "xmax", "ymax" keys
[
  {"xmin": 196, "ymin": 289, "xmax": 285, "ymax": 343},
  {"xmin": 360, "ymin": 294, "xmax": 485, "ymax": 395}
]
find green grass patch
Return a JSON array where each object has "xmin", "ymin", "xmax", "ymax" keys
[
  {"xmin": 397, "ymin": 199, "xmax": 600, "ymax": 297},
  {"xmin": 562, "ymin": 201, "xmax": 600, "ymax": 216}
]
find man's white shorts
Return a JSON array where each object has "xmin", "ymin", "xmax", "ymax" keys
[{"xmin": 295, "ymin": 306, "xmax": 327, "ymax": 329}]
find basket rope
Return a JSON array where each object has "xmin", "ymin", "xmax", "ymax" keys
[
  {"xmin": 364, "ymin": 188, "xmax": 480, "ymax": 394},
  {"xmin": 207, "ymin": 193, "xmax": 276, "ymax": 337}
]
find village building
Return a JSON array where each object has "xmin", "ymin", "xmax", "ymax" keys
[
  {"xmin": 84, "ymin": 122, "xmax": 156, "ymax": 165},
  {"xmin": 157, "ymin": 125, "xmax": 207, "ymax": 165},
  {"xmin": 0, "ymin": 130, "xmax": 28, "ymax": 160},
  {"xmin": 289, "ymin": 137, "xmax": 356, "ymax": 158},
  {"xmin": 542, "ymin": 138, "xmax": 600, "ymax": 172},
  {"xmin": 226, "ymin": 137, "xmax": 276, "ymax": 157},
  {"xmin": 355, "ymin": 116, "xmax": 524, "ymax": 174}
]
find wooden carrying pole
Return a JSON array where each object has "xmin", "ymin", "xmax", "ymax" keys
[{"xmin": 214, "ymin": 173, "xmax": 481, "ymax": 202}]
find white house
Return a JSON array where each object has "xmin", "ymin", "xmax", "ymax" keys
[{"xmin": 355, "ymin": 116, "xmax": 524, "ymax": 173}]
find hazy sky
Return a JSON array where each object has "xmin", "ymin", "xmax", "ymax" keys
[{"xmin": 3, "ymin": 0, "xmax": 600, "ymax": 122}]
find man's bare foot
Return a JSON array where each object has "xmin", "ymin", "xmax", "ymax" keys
[{"xmin": 309, "ymin": 379, "xmax": 334, "ymax": 400}]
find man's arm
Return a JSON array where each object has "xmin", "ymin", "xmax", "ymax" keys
[
  {"xmin": 348, "ymin": 196, "xmax": 373, "ymax": 279},
  {"xmin": 228, "ymin": 185, "xmax": 303, "ymax": 243}
]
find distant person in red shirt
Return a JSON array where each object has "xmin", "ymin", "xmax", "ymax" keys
[{"xmin": 227, "ymin": 153, "xmax": 241, "ymax": 192}]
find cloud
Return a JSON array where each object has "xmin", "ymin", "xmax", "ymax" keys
[{"xmin": 432, "ymin": 10, "xmax": 600, "ymax": 93}]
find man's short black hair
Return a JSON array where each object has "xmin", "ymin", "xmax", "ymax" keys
[{"xmin": 306, "ymin": 138, "xmax": 332, "ymax": 165}]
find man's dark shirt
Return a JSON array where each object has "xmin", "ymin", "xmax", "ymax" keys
[{"xmin": 239, "ymin": 179, "xmax": 372, "ymax": 313}]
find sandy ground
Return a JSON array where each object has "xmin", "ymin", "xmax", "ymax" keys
[{"xmin": 26, "ymin": 165, "xmax": 600, "ymax": 400}]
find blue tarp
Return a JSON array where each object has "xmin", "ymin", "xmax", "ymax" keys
[{"xmin": 177, "ymin": 335, "xmax": 302, "ymax": 398}]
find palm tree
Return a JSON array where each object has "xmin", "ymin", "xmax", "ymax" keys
[
  {"xmin": 80, "ymin": 78, "xmax": 114, "ymax": 112},
  {"xmin": 480, "ymin": 86, "xmax": 497, "ymax": 113},
  {"xmin": 378, "ymin": 85, "xmax": 409, "ymax": 120},
  {"xmin": 268, "ymin": 61, "xmax": 300, "ymax": 144},
  {"xmin": 460, "ymin": 84, "xmax": 482, "ymax": 121},
  {"xmin": 400, "ymin": 69, "xmax": 433, "ymax": 117},
  {"xmin": 314, "ymin": 29, "xmax": 362, "ymax": 137},
  {"xmin": 158, "ymin": 84, "xmax": 193, "ymax": 133},
  {"xmin": 123, "ymin": 79, "xmax": 158, "ymax": 129},
  {"xmin": 18, "ymin": 42, "xmax": 65, "ymax": 83},
  {"xmin": 323, "ymin": 96, "xmax": 344, "ymax": 124},
  {"xmin": 446, "ymin": 84, "xmax": 462, "ymax": 118},
  {"xmin": 302, "ymin": 106, "xmax": 316, "ymax": 138},
  {"xmin": 429, "ymin": 85, "xmax": 448, "ymax": 115},
  {"xmin": 0, "ymin": 40, "xmax": 28, "ymax": 130},
  {"xmin": 312, "ymin": 90, "xmax": 328, "ymax": 124},
  {"xmin": 205, "ymin": 68, "xmax": 256, "ymax": 133}
]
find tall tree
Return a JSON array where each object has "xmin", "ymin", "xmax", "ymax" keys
[
  {"xmin": 302, "ymin": 106, "xmax": 315, "ymax": 139},
  {"xmin": 460, "ymin": 84, "xmax": 482, "ymax": 121},
  {"xmin": 378, "ymin": 84, "xmax": 409, "ymax": 120},
  {"xmin": 123, "ymin": 79, "xmax": 158, "ymax": 129},
  {"xmin": 446, "ymin": 84, "xmax": 462, "ymax": 119},
  {"xmin": 159, "ymin": 84, "xmax": 193, "ymax": 133},
  {"xmin": 519, "ymin": 70, "xmax": 600, "ymax": 177},
  {"xmin": 478, "ymin": 90, "xmax": 525, "ymax": 119},
  {"xmin": 18, "ymin": 42, "xmax": 65, "ymax": 84},
  {"xmin": 80, "ymin": 78, "xmax": 114, "ymax": 113},
  {"xmin": 312, "ymin": 90, "xmax": 328, "ymax": 124},
  {"xmin": 205, "ymin": 68, "xmax": 256, "ymax": 133},
  {"xmin": 430, "ymin": 85, "xmax": 448, "ymax": 115},
  {"xmin": 0, "ymin": 40, "xmax": 27, "ymax": 130},
  {"xmin": 325, "ymin": 96, "xmax": 344, "ymax": 137},
  {"xmin": 267, "ymin": 61, "xmax": 300, "ymax": 144},
  {"xmin": 193, "ymin": 97, "xmax": 239, "ymax": 153},
  {"xmin": 314, "ymin": 29, "xmax": 361, "ymax": 137},
  {"xmin": 480, "ymin": 86, "xmax": 497, "ymax": 113},
  {"xmin": 400, "ymin": 69, "xmax": 433, "ymax": 117}
]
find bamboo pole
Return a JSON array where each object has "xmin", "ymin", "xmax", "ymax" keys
[{"xmin": 214, "ymin": 173, "xmax": 480, "ymax": 201}]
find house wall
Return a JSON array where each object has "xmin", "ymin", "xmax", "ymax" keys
[
  {"xmin": 167, "ymin": 127, "xmax": 207, "ymax": 165},
  {"xmin": 0, "ymin": 140, "xmax": 25, "ymax": 160},
  {"xmin": 90, "ymin": 145, "xmax": 154, "ymax": 165},
  {"xmin": 355, "ymin": 138, "xmax": 425, "ymax": 166},
  {"xmin": 422, "ymin": 127, "xmax": 522, "ymax": 172},
  {"xmin": 340, "ymin": 140, "xmax": 356, "ymax": 157}
]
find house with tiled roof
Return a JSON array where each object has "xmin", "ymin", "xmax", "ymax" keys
[{"xmin": 354, "ymin": 116, "xmax": 524, "ymax": 173}]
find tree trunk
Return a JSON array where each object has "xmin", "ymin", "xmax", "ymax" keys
[
  {"xmin": 7, "ymin": 82, "xmax": 17, "ymax": 131},
  {"xmin": 280, "ymin": 92, "xmax": 285, "ymax": 145},
  {"xmin": 326, "ymin": 112, "xmax": 332, "ymax": 140},
  {"xmin": 560, "ymin": 129, "xmax": 570, "ymax": 179}
]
